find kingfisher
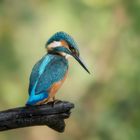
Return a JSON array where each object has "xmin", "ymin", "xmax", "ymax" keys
[{"xmin": 26, "ymin": 31, "xmax": 90, "ymax": 106}]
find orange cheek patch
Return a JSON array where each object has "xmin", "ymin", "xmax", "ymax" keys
[{"xmin": 60, "ymin": 40, "xmax": 69, "ymax": 49}]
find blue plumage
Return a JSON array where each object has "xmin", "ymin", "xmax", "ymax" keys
[
  {"xmin": 26, "ymin": 54, "xmax": 68, "ymax": 105},
  {"xmin": 26, "ymin": 31, "xmax": 90, "ymax": 105}
]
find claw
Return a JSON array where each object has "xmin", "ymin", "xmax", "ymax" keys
[{"xmin": 52, "ymin": 99, "xmax": 61, "ymax": 107}]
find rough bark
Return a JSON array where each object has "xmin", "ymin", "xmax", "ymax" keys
[{"xmin": 0, "ymin": 101, "xmax": 74, "ymax": 132}]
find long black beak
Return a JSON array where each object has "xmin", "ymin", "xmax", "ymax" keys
[
  {"xmin": 71, "ymin": 54, "xmax": 90, "ymax": 74},
  {"xmin": 52, "ymin": 46, "xmax": 90, "ymax": 74}
]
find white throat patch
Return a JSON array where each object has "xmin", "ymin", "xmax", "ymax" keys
[{"xmin": 60, "ymin": 52, "xmax": 71, "ymax": 59}]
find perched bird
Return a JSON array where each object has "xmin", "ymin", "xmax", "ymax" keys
[{"xmin": 26, "ymin": 31, "xmax": 90, "ymax": 106}]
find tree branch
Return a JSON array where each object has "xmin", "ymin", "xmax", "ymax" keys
[{"xmin": 0, "ymin": 101, "xmax": 74, "ymax": 132}]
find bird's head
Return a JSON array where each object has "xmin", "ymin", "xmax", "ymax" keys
[{"xmin": 46, "ymin": 31, "xmax": 90, "ymax": 74}]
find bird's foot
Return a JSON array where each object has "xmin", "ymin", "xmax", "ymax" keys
[
  {"xmin": 53, "ymin": 99, "xmax": 61, "ymax": 104},
  {"xmin": 42, "ymin": 96, "xmax": 61, "ymax": 107},
  {"xmin": 51, "ymin": 99, "xmax": 61, "ymax": 107}
]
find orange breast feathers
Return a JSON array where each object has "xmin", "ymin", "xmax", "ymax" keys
[{"xmin": 47, "ymin": 71, "xmax": 68, "ymax": 98}]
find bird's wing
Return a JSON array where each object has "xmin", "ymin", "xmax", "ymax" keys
[
  {"xmin": 28, "ymin": 55, "xmax": 46, "ymax": 95},
  {"xmin": 35, "ymin": 55, "xmax": 68, "ymax": 95}
]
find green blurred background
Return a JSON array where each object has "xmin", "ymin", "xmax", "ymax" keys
[{"xmin": 0, "ymin": 0, "xmax": 140, "ymax": 140}]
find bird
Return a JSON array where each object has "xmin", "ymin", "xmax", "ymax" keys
[{"xmin": 26, "ymin": 31, "xmax": 90, "ymax": 106}]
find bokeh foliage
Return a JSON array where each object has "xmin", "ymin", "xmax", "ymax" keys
[{"xmin": 0, "ymin": 0, "xmax": 140, "ymax": 140}]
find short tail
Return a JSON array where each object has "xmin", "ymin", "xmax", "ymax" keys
[{"xmin": 26, "ymin": 92, "xmax": 48, "ymax": 106}]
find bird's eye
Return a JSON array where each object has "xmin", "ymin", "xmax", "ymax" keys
[
  {"xmin": 71, "ymin": 48, "xmax": 75, "ymax": 53},
  {"xmin": 71, "ymin": 48, "xmax": 79, "ymax": 56}
]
